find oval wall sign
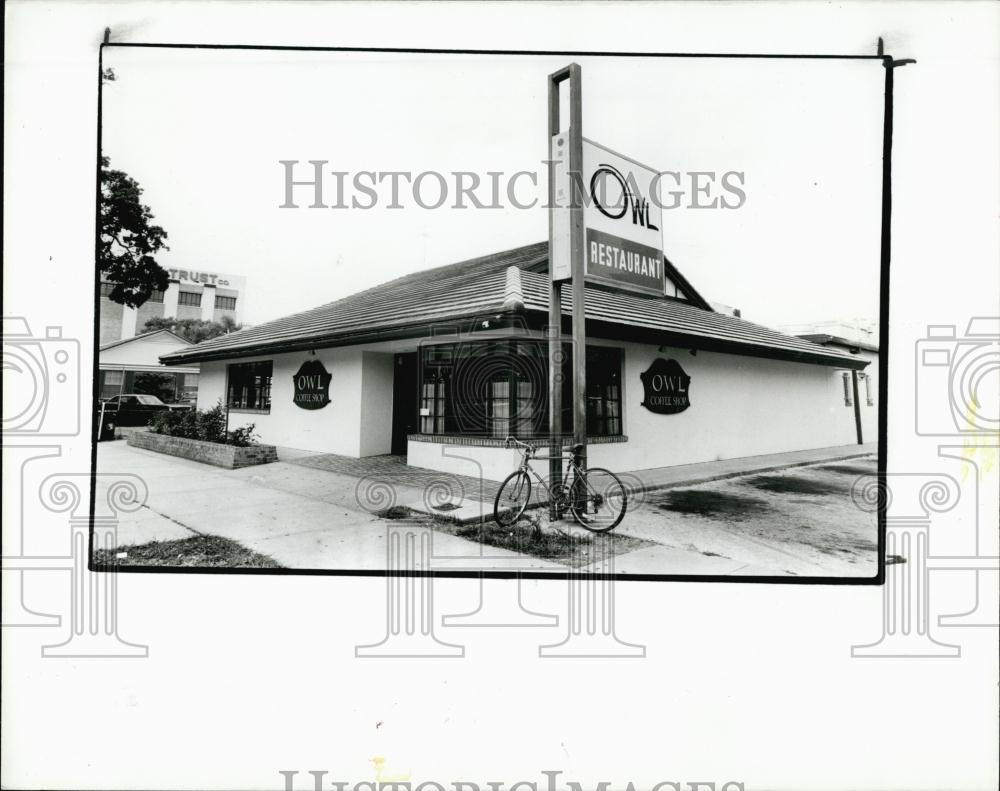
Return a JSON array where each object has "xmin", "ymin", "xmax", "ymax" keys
[
  {"xmin": 292, "ymin": 359, "xmax": 332, "ymax": 410},
  {"xmin": 640, "ymin": 358, "xmax": 691, "ymax": 414}
]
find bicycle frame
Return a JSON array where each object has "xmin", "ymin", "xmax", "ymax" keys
[{"xmin": 512, "ymin": 445, "xmax": 586, "ymax": 516}]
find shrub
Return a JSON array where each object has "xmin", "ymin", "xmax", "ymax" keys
[
  {"xmin": 148, "ymin": 400, "xmax": 258, "ymax": 446},
  {"xmin": 149, "ymin": 409, "xmax": 183, "ymax": 435},
  {"xmin": 227, "ymin": 424, "xmax": 259, "ymax": 447},
  {"xmin": 197, "ymin": 402, "xmax": 227, "ymax": 443}
]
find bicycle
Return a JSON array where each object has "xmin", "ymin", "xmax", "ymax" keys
[{"xmin": 493, "ymin": 436, "xmax": 628, "ymax": 532}]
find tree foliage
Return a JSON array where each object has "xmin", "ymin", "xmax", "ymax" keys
[
  {"xmin": 99, "ymin": 156, "xmax": 170, "ymax": 307},
  {"xmin": 143, "ymin": 316, "xmax": 243, "ymax": 344}
]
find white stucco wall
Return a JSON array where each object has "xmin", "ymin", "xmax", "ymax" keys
[
  {"xmin": 855, "ymin": 348, "xmax": 879, "ymax": 444},
  {"xmin": 189, "ymin": 337, "xmax": 871, "ymax": 477},
  {"xmin": 194, "ymin": 348, "xmax": 379, "ymax": 456},
  {"xmin": 359, "ymin": 352, "xmax": 395, "ymax": 456},
  {"xmin": 411, "ymin": 340, "xmax": 868, "ymax": 481}
]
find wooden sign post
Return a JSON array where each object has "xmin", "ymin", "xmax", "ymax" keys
[{"xmin": 547, "ymin": 63, "xmax": 586, "ymax": 519}]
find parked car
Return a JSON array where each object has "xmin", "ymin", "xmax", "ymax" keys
[{"xmin": 101, "ymin": 394, "xmax": 191, "ymax": 427}]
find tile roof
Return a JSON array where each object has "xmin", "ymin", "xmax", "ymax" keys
[
  {"xmin": 160, "ymin": 242, "xmax": 868, "ymax": 369},
  {"xmin": 518, "ymin": 271, "xmax": 868, "ymax": 368},
  {"xmin": 99, "ymin": 328, "xmax": 192, "ymax": 351}
]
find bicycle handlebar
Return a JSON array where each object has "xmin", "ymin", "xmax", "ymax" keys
[{"xmin": 504, "ymin": 436, "xmax": 536, "ymax": 454}]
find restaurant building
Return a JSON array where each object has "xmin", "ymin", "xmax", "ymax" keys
[{"xmin": 159, "ymin": 242, "xmax": 873, "ymax": 481}]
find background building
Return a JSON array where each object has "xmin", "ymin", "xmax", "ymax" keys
[
  {"xmin": 98, "ymin": 329, "xmax": 200, "ymax": 404},
  {"xmin": 99, "ymin": 268, "xmax": 247, "ymax": 345}
]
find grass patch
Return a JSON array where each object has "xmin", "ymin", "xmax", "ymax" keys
[
  {"xmin": 742, "ymin": 474, "xmax": 845, "ymax": 496},
  {"xmin": 94, "ymin": 535, "xmax": 283, "ymax": 568},
  {"xmin": 449, "ymin": 520, "xmax": 653, "ymax": 568},
  {"xmin": 651, "ymin": 489, "xmax": 771, "ymax": 520}
]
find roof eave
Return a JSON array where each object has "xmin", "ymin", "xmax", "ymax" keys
[
  {"xmin": 159, "ymin": 303, "xmax": 522, "ymax": 365},
  {"xmin": 518, "ymin": 310, "xmax": 870, "ymax": 370}
]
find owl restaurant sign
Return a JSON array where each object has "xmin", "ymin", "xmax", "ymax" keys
[{"xmin": 550, "ymin": 134, "xmax": 665, "ymax": 296}]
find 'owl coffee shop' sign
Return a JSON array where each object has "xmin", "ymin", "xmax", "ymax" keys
[
  {"xmin": 292, "ymin": 360, "xmax": 332, "ymax": 410},
  {"xmin": 640, "ymin": 358, "xmax": 691, "ymax": 414}
]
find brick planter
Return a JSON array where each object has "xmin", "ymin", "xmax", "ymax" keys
[{"xmin": 127, "ymin": 431, "xmax": 278, "ymax": 469}]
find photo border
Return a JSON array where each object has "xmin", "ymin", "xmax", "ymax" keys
[{"xmin": 89, "ymin": 42, "xmax": 892, "ymax": 585}]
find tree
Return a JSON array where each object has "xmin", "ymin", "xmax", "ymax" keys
[
  {"xmin": 99, "ymin": 156, "xmax": 170, "ymax": 307},
  {"xmin": 143, "ymin": 317, "xmax": 244, "ymax": 344}
]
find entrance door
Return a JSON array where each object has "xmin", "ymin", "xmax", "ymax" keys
[{"xmin": 391, "ymin": 352, "xmax": 419, "ymax": 455}]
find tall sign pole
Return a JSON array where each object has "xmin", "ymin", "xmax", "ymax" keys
[{"xmin": 548, "ymin": 64, "xmax": 585, "ymax": 519}]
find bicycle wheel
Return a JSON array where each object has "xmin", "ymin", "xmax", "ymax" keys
[
  {"xmin": 494, "ymin": 470, "xmax": 532, "ymax": 527},
  {"xmin": 570, "ymin": 467, "xmax": 628, "ymax": 532}
]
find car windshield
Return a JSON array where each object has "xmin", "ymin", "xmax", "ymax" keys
[{"xmin": 135, "ymin": 395, "xmax": 165, "ymax": 405}]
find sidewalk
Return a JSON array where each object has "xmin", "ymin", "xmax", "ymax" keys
[
  {"xmin": 626, "ymin": 442, "xmax": 877, "ymax": 493},
  {"xmin": 96, "ymin": 442, "xmax": 539, "ymax": 571},
  {"xmin": 289, "ymin": 442, "xmax": 877, "ymax": 525}
]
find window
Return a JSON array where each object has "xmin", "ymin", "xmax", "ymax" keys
[
  {"xmin": 862, "ymin": 373, "xmax": 874, "ymax": 406},
  {"xmin": 585, "ymin": 346, "xmax": 623, "ymax": 436},
  {"xmin": 215, "ymin": 295, "xmax": 237, "ymax": 310},
  {"xmin": 147, "ymin": 289, "xmax": 165, "ymax": 304},
  {"xmin": 842, "ymin": 372, "xmax": 853, "ymax": 406},
  {"xmin": 416, "ymin": 341, "xmax": 622, "ymax": 439},
  {"xmin": 227, "ymin": 361, "xmax": 272, "ymax": 411},
  {"xmin": 100, "ymin": 370, "xmax": 123, "ymax": 399},
  {"xmin": 420, "ymin": 372, "xmax": 447, "ymax": 434},
  {"xmin": 177, "ymin": 291, "xmax": 201, "ymax": 307},
  {"xmin": 180, "ymin": 373, "xmax": 199, "ymax": 403}
]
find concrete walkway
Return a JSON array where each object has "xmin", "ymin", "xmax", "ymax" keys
[
  {"xmin": 626, "ymin": 442, "xmax": 877, "ymax": 492},
  {"xmin": 97, "ymin": 440, "xmax": 876, "ymax": 575},
  {"xmin": 284, "ymin": 442, "xmax": 877, "ymax": 525},
  {"xmin": 96, "ymin": 442, "xmax": 540, "ymax": 571}
]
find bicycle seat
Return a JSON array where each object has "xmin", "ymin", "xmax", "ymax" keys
[{"xmin": 569, "ymin": 443, "xmax": 585, "ymax": 455}]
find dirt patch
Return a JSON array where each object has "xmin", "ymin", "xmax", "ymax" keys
[
  {"xmin": 374, "ymin": 505, "xmax": 414, "ymax": 520},
  {"xmin": 651, "ymin": 489, "xmax": 771, "ymax": 520},
  {"xmin": 94, "ymin": 535, "xmax": 283, "ymax": 568},
  {"xmin": 820, "ymin": 463, "xmax": 878, "ymax": 476},
  {"xmin": 742, "ymin": 474, "xmax": 846, "ymax": 496},
  {"xmin": 445, "ymin": 520, "xmax": 653, "ymax": 568}
]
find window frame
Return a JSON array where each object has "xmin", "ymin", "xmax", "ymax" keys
[
  {"xmin": 226, "ymin": 360, "xmax": 273, "ymax": 413},
  {"xmin": 416, "ymin": 340, "xmax": 623, "ymax": 440},
  {"xmin": 177, "ymin": 290, "xmax": 202, "ymax": 307},
  {"xmin": 862, "ymin": 372, "xmax": 875, "ymax": 407}
]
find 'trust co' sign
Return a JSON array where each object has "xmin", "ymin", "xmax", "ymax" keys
[
  {"xmin": 640, "ymin": 358, "xmax": 691, "ymax": 414},
  {"xmin": 292, "ymin": 359, "xmax": 332, "ymax": 410}
]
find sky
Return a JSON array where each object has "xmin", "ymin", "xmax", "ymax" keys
[{"xmin": 100, "ymin": 47, "xmax": 885, "ymax": 330}]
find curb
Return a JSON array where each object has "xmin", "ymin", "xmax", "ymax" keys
[{"xmin": 629, "ymin": 449, "xmax": 876, "ymax": 498}]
